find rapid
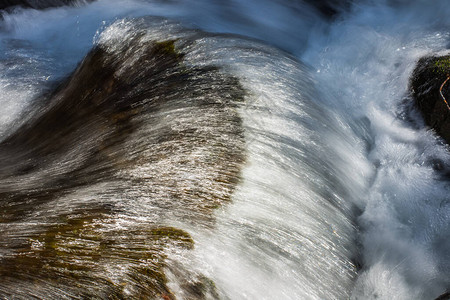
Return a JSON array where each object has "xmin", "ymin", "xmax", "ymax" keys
[{"xmin": 0, "ymin": 0, "xmax": 448, "ymax": 299}]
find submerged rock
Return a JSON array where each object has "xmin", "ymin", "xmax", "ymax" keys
[
  {"xmin": 411, "ymin": 55, "xmax": 450, "ymax": 144},
  {"xmin": 0, "ymin": 19, "xmax": 246, "ymax": 298},
  {"xmin": 436, "ymin": 291, "xmax": 450, "ymax": 300}
]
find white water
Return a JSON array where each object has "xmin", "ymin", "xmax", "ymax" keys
[
  {"xmin": 0, "ymin": 0, "xmax": 449, "ymax": 299},
  {"xmin": 303, "ymin": 1, "xmax": 450, "ymax": 298}
]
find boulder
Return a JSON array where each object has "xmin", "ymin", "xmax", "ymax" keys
[
  {"xmin": 0, "ymin": 23, "xmax": 245, "ymax": 298},
  {"xmin": 411, "ymin": 55, "xmax": 450, "ymax": 144}
]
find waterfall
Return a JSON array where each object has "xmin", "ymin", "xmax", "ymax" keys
[{"xmin": 0, "ymin": 0, "xmax": 448, "ymax": 299}]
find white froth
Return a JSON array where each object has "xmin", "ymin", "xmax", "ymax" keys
[{"xmin": 304, "ymin": 1, "xmax": 450, "ymax": 298}]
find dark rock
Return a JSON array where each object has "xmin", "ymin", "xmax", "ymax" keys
[
  {"xmin": 0, "ymin": 0, "xmax": 93, "ymax": 10},
  {"xmin": 435, "ymin": 291, "xmax": 450, "ymax": 300},
  {"xmin": 304, "ymin": 0, "xmax": 350, "ymax": 18},
  {"xmin": 278, "ymin": 0, "xmax": 350, "ymax": 19},
  {"xmin": 411, "ymin": 55, "xmax": 450, "ymax": 144}
]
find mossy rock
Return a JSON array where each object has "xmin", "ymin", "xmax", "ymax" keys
[
  {"xmin": 411, "ymin": 55, "xmax": 450, "ymax": 144},
  {"xmin": 0, "ymin": 209, "xmax": 194, "ymax": 299},
  {"xmin": 0, "ymin": 21, "xmax": 246, "ymax": 298}
]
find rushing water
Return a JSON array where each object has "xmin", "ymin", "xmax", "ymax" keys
[{"xmin": 0, "ymin": 0, "xmax": 449, "ymax": 299}]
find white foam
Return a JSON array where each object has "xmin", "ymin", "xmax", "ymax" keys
[{"xmin": 304, "ymin": 1, "xmax": 450, "ymax": 298}]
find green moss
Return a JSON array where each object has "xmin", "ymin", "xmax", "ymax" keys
[
  {"xmin": 153, "ymin": 40, "xmax": 182, "ymax": 59},
  {"xmin": 434, "ymin": 57, "xmax": 450, "ymax": 74},
  {"xmin": 0, "ymin": 209, "xmax": 194, "ymax": 298}
]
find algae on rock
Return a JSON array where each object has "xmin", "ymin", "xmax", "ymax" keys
[{"xmin": 0, "ymin": 25, "xmax": 246, "ymax": 299}]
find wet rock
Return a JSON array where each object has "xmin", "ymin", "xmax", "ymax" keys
[
  {"xmin": 0, "ymin": 20, "xmax": 246, "ymax": 298},
  {"xmin": 411, "ymin": 55, "xmax": 450, "ymax": 144},
  {"xmin": 304, "ymin": 0, "xmax": 349, "ymax": 18},
  {"xmin": 435, "ymin": 291, "xmax": 450, "ymax": 300},
  {"xmin": 0, "ymin": 0, "xmax": 93, "ymax": 10}
]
